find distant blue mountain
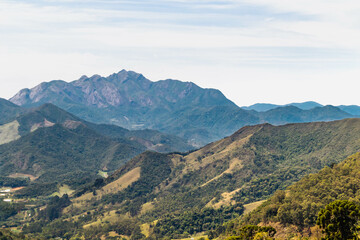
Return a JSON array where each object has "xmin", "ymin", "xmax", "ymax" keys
[
  {"xmin": 290, "ymin": 101, "xmax": 324, "ymax": 110},
  {"xmin": 241, "ymin": 103, "xmax": 280, "ymax": 112},
  {"xmin": 242, "ymin": 101, "xmax": 323, "ymax": 111},
  {"xmin": 337, "ymin": 105, "xmax": 360, "ymax": 116},
  {"xmin": 243, "ymin": 101, "xmax": 360, "ymax": 116}
]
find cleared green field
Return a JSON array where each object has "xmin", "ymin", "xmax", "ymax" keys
[
  {"xmin": 243, "ymin": 200, "xmax": 266, "ymax": 215},
  {"xmin": 98, "ymin": 170, "xmax": 109, "ymax": 178},
  {"xmin": 0, "ymin": 120, "xmax": 20, "ymax": 145},
  {"xmin": 51, "ymin": 184, "xmax": 74, "ymax": 197},
  {"xmin": 8, "ymin": 173, "xmax": 38, "ymax": 181}
]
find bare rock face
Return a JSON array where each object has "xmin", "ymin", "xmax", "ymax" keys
[
  {"xmin": 10, "ymin": 89, "xmax": 31, "ymax": 106},
  {"xmin": 9, "ymin": 69, "xmax": 235, "ymax": 140},
  {"xmin": 11, "ymin": 70, "xmax": 230, "ymax": 111}
]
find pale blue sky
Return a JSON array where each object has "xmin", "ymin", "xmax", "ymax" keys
[{"xmin": 1, "ymin": 0, "xmax": 360, "ymax": 106}]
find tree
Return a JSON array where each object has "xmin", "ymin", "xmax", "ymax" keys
[
  {"xmin": 224, "ymin": 225, "xmax": 276, "ymax": 240},
  {"xmin": 130, "ymin": 226, "xmax": 145, "ymax": 240},
  {"xmin": 253, "ymin": 232, "xmax": 273, "ymax": 240},
  {"xmin": 317, "ymin": 200, "xmax": 360, "ymax": 239}
]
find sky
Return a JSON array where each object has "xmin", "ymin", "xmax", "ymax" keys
[{"xmin": 0, "ymin": 0, "xmax": 360, "ymax": 106}]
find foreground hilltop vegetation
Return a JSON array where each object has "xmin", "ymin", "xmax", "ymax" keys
[{"xmin": 223, "ymin": 152, "xmax": 360, "ymax": 239}]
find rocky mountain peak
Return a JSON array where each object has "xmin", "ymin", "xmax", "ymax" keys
[
  {"xmin": 106, "ymin": 69, "xmax": 150, "ymax": 86},
  {"xmin": 10, "ymin": 88, "xmax": 31, "ymax": 106},
  {"xmin": 89, "ymin": 74, "xmax": 102, "ymax": 81},
  {"xmin": 79, "ymin": 75, "xmax": 88, "ymax": 81}
]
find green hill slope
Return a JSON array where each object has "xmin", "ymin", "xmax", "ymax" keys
[
  {"xmin": 0, "ymin": 98, "xmax": 26, "ymax": 124},
  {"xmin": 0, "ymin": 103, "xmax": 193, "ymax": 152},
  {"xmin": 0, "ymin": 123, "xmax": 145, "ymax": 196},
  {"xmin": 227, "ymin": 152, "xmax": 360, "ymax": 239},
  {"xmin": 56, "ymin": 118, "xmax": 360, "ymax": 238}
]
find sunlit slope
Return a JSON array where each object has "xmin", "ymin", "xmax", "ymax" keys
[
  {"xmin": 75, "ymin": 118, "xmax": 360, "ymax": 221},
  {"xmin": 229, "ymin": 152, "xmax": 360, "ymax": 238}
]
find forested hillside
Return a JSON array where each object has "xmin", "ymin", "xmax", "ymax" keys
[
  {"xmin": 1, "ymin": 104, "xmax": 360, "ymax": 238},
  {"xmin": 0, "ymin": 103, "xmax": 193, "ymax": 152},
  {"xmin": 0, "ymin": 98, "xmax": 26, "ymax": 124},
  {"xmin": 0, "ymin": 123, "xmax": 145, "ymax": 196},
  {"xmin": 24, "ymin": 118, "xmax": 360, "ymax": 239},
  {"xmin": 225, "ymin": 152, "xmax": 360, "ymax": 239}
]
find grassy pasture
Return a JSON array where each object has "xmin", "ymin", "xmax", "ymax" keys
[{"xmin": 0, "ymin": 120, "xmax": 20, "ymax": 145}]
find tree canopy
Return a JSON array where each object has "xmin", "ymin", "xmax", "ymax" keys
[{"xmin": 317, "ymin": 200, "xmax": 360, "ymax": 240}]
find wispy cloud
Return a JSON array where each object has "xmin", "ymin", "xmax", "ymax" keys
[{"xmin": 0, "ymin": 0, "xmax": 359, "ymax": 105}]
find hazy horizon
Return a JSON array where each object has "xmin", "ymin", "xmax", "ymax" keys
[{"xmin": 1, "ymin": 0, "xmax": 360, "ymax": 106}]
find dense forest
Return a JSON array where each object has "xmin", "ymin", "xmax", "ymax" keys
[
  {"xmin": 225, "ymin": 152, "xmax": 360, "ymax": 238},
  {"xmin": 4, "ymin": 119, "xmax": 358, "ymax": 239},
  {"xmin": 153, "ymin": 203, "xmax": 244, "ymax": 239},
  {"xmin": 2, "ymin": 99, "xmax": 360, "ymax": 239}
]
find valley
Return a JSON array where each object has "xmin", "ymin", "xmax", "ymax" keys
[
  {"xmin": 2, "ymin": 116, "xmax": 360, "ymax": 239},
  {"xmin": 1, "ymin": 70, "xmax": 360, "ymax": 239}
]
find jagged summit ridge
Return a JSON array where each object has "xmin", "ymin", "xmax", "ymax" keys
[
  {"xmin": 9, "ymin": 69, "xmax": 237, "ymax": 145},
  {"xmin": 10, "ymin": 69, "xmax": 230, "ymax": 110}
]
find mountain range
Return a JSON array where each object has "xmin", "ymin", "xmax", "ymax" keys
[
  {"xmin": 243, "ymin": 101, "xmax": 360, "ymax": 115},
  {"xmin": 2, "ymin": 69, "xmax": 360, "ymax": 239},
  {"xmin": 9, "ymin": 70, "xmax": 359, "ymax": 146}
]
